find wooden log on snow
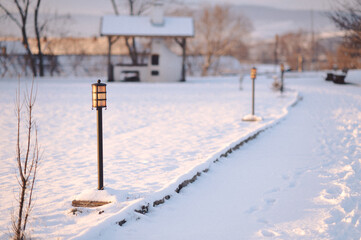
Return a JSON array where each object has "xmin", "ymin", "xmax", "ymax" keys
[{"xmin": 71, "ymin": 200, "xmax": 111, "ymax": 208}]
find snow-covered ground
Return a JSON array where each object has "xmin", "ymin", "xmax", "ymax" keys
[
  {"xmin": 0, "ymin": 70, "xmax": 360, "ymax": 239},
  {"xmin": 86, "ymin": 74, "xmax": 360, "ymax": 239},
  {"xmin": 0, "ymin": 73, "xmax": 298, "ymax": 239}
]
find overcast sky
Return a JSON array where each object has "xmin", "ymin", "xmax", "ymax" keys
[
  {"xmin": 203, "ymin": 0, "xmax": 334, "ymax": 11},
  {"xmin": 42, "ymin": 0, "xmax": 338, "ymax": 16}
]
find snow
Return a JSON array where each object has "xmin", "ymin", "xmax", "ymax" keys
[
  {"xmin": 0, "ymin": 70, "xmax": 360, "ymax": 239},
  {"xmin": 100, "ymin": 15, "xmax": 194, "ymax": 37},
  {"xmin": 241, "ymin": 114, "xmax": 262, "ymax": 122},
  {"xmin": 74, "ymin": 189, "xmax": 116, "ymax": 203},
  {"xmin": 76, "ymin": 72, "xmax": 361, "ymax": 240},
  {"xmin": 0, "ymin": 73, "xmax": 297, "ymax": 239}
]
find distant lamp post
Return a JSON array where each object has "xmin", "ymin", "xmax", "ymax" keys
[
  {"xmin": 298, "ymin": 55, "xmax": 303, "ymax": 72},
  {"xmin": 280, "ymin": 63, "xmax": 285, "ymax": 93},
  {"xmin": 250, "ymin": 67, "xmax": 257, "ymax": 115},
  {"xmin": 242, "ymin": 67, "xmax": 262, "ymax": 122},
  {"xmin": 92, "ymin": 80, "xmax": 107, "ymax": 190}
]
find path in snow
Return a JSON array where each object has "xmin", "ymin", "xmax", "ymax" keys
[{"xmin": 85, "ymin": 77, "xmax": 361, "ymax": 239}]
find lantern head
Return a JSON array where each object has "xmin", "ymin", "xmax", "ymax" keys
[
  {"xmin": 250, "ymin": 67, "xmax": 257, "ymax": 80},
  {"xmin": 92, "ymin": 80, "xmax": 107, "ymax": 109},
  {"xmin": 280, "ymin": 63, "xmax": 285, "ymax": 72}
]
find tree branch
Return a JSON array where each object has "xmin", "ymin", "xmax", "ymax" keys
[
  {"xmin": 0, "ymin": 3, "xmax": 21, "ymax": 27},
  {"xmin": 110, "ymin": 0, "xmax": 119, "ymax": 15}
]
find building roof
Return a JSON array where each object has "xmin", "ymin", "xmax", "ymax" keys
[{"xmin": 100, "ymin": 15, "xmax": 194, "ymax": 38}]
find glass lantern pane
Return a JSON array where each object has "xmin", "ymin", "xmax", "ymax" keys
[
  {"xmin": 92, "ymin": 85, "xmax": 98, "ymax": 93},
  {"xmin": 98, "ymin": 100, "xmax": 106, "ymax": 107},
  {"xmin": 92, "ymin": 93, "xmax": 98, "ymax": 100},
  {"xmin": 98, "ymin": 86, "xmax": 106, "ymax": 92},
  {"xmin": 98, "ymin": 93, "xmax": 106, "ymax": 100},
  {"xmin": 92, "ymin": 100, "xmax": 98, "ymax": 108}
]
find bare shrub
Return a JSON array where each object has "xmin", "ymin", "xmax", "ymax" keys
[{"xmin": 11, "ymin": 79, "xmax": 40, "ymax": 240}]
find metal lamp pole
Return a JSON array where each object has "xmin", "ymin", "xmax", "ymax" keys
[
  {"xmin": 251, "ymin": 67, "xmax": 257, "ymax": 116},
  {"xmin": 97, "ymin": 107, "xmax": 104, "ymax": 190},
  {"xmin": 92, "ymin": 80, "xmax": 107, "ymax": 190},
  {"xmin": 280, "ymin": 63, "xmax": 285, "ymax": 93},
  {"xmin": 242, "ymin": 67, "xmax": 261, "ymax": 122}
]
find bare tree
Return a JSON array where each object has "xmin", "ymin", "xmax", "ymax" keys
[
  {"xmin": 0, "ymin": 0, "xmax": 36, "ymax": 76},
  {"xmin": 329, "ymin": 0, "xmax": 361, "ymax": 51},
  {"xmin": 110, "ymin": 0, "xmax": 156, "ymax": 65},
  {"xmin": 0, "ymin": 0, "xmax": 45, "ymax": 76},
  {"xmin": 274, "ymin": 34, "xmax": 279, "ymax": 66},
  {"xmin": 187, "ymin": 5, "xmax": 252, "ymax": 76},
  {"xmin": 335, "ymin": 43, "xmax": 361, "ymax": 69},
  {"xmin": 11, "ymin": 80, "xmax": 40, "ymax": 240},
  {"xmin": 278, "ymin": 31, "xmax": 311, "ymax": 70},
  {"xmin": 34, "ymin": 0, "xmax": 44, "ymax": 76}
]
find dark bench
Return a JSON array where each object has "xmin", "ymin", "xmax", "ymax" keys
[
  {"xmin": 325, "ymin": 73, "xmax": 334, "ymax": 81},
  {"xmin": 333, "ymin": 74, "xmax": 346, "ymax": 84}
]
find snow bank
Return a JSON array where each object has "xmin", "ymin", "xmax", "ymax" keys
[{"xmin": 345, "ymin": 69, "xmax": 361, "ymax": 85}]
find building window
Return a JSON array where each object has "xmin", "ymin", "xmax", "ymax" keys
[
  {"xmin": 151, "ymin": 70, "xmax": 159, "ymax": 76},
  {"xmin": 151, "ymin": 54, "xmax": 159, "ymax": 65}
]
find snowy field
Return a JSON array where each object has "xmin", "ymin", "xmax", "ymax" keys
[
  {"xmin": 0, "ymin": 70, "xmax": 360, "ymax": 239},
  {"xmin": 0, "ymin": 73, "xmax": 298, "ymax": 239},
  {"xmin": 89, "ymin": 73, "xmax": 360, "ymax": 240}
]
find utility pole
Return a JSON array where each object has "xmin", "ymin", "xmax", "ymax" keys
[{"xmin": 310, "ymin": 9, "xmax": 315, "ymax": 71}]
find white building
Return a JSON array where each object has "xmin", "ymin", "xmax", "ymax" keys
[
  {"xmin": 0, "ymin": 41, "xmax": 27, "ymax": 56},
  {"xmin": 100, "ymin": 4, "xmax": 194, "ymax": 82}
]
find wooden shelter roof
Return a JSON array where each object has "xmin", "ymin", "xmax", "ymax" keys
[{"xmin": 100, "ymin": 15, "xmax": 194, "ymax": 38}]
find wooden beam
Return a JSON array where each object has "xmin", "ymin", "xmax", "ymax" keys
[{"xmin": 72, "ymin": 200, "xmax": 111, "ymax": 208}]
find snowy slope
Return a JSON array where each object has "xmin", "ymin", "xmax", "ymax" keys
[{"xmin": 0, "ymin": 74, "xmax": 297, "ymax": 239}]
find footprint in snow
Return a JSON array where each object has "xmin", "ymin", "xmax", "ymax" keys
[
  {"xmin": 261, "ymin": 229, "xmax": 278, "ymax": 237},
  {"xmin": 324, "ymin": 208, "xmax": 344, "ymax": 224},
  {"xmin": 257, "ymin": 218, "xmax": 269, "ymax": 224},
  {"xmin": 265, "ymin": 198, "xmax": 276, "ymax": 205},
  {"xmin": 245, "ymin": 206, "xmax": 259, "ymax": 214},
  {"xmin": 261, "ymin": 198, "xmax": 277, "ymax": 211},
  {"xmin": 265, "ymin": 187, "xmax": 281, "ymax": 194},
  {"xmin": 282, "ymin": 174, "xmax": 290, "ymax": 180},
  {"xmin": 288, "ymin": 181, "xmax": 297, "ymax": 188}
]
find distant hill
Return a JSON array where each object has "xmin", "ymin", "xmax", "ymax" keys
[{"xmin": 231, "ymin": 5, "xmax": 336, "ymax": 39}]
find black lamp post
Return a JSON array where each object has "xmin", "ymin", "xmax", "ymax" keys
[
  {"xmin": 250, "ymin": 67, "xmax": 257, "ymax": 115},
  {"xmin": 280, "ymin": 63, "xmax": 285, "ymax": 93},
  {"xmin": 242, "ymin": 67, "xmax": 261, "ymax": 122},
  {"xmin": 92, "ymin": 80, "xmax": 107, "ymax": 190}
]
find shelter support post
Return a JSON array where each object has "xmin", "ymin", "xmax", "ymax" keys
[
  {"xmin": 175, "ymin": 37, "xmax": 187, "ymax": 82},
  {"xmin": 107, "ymin": 36, "xmax": 114, "ymax": 82},
  {"xmin": 181, "ymin": 38, "xmax": 186, "ymax": 82}
]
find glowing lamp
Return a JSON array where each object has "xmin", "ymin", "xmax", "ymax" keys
[
  {"xmin": 91, "ymin": 79, "xmax": 107, "ymax": 190},
  {"xmin": 92, "ymin": 80, "xmax": 107, "ymax": 109},
  {"xmin": 251, "ymin": 67, "xmax": 257, "ymax": 79}
]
